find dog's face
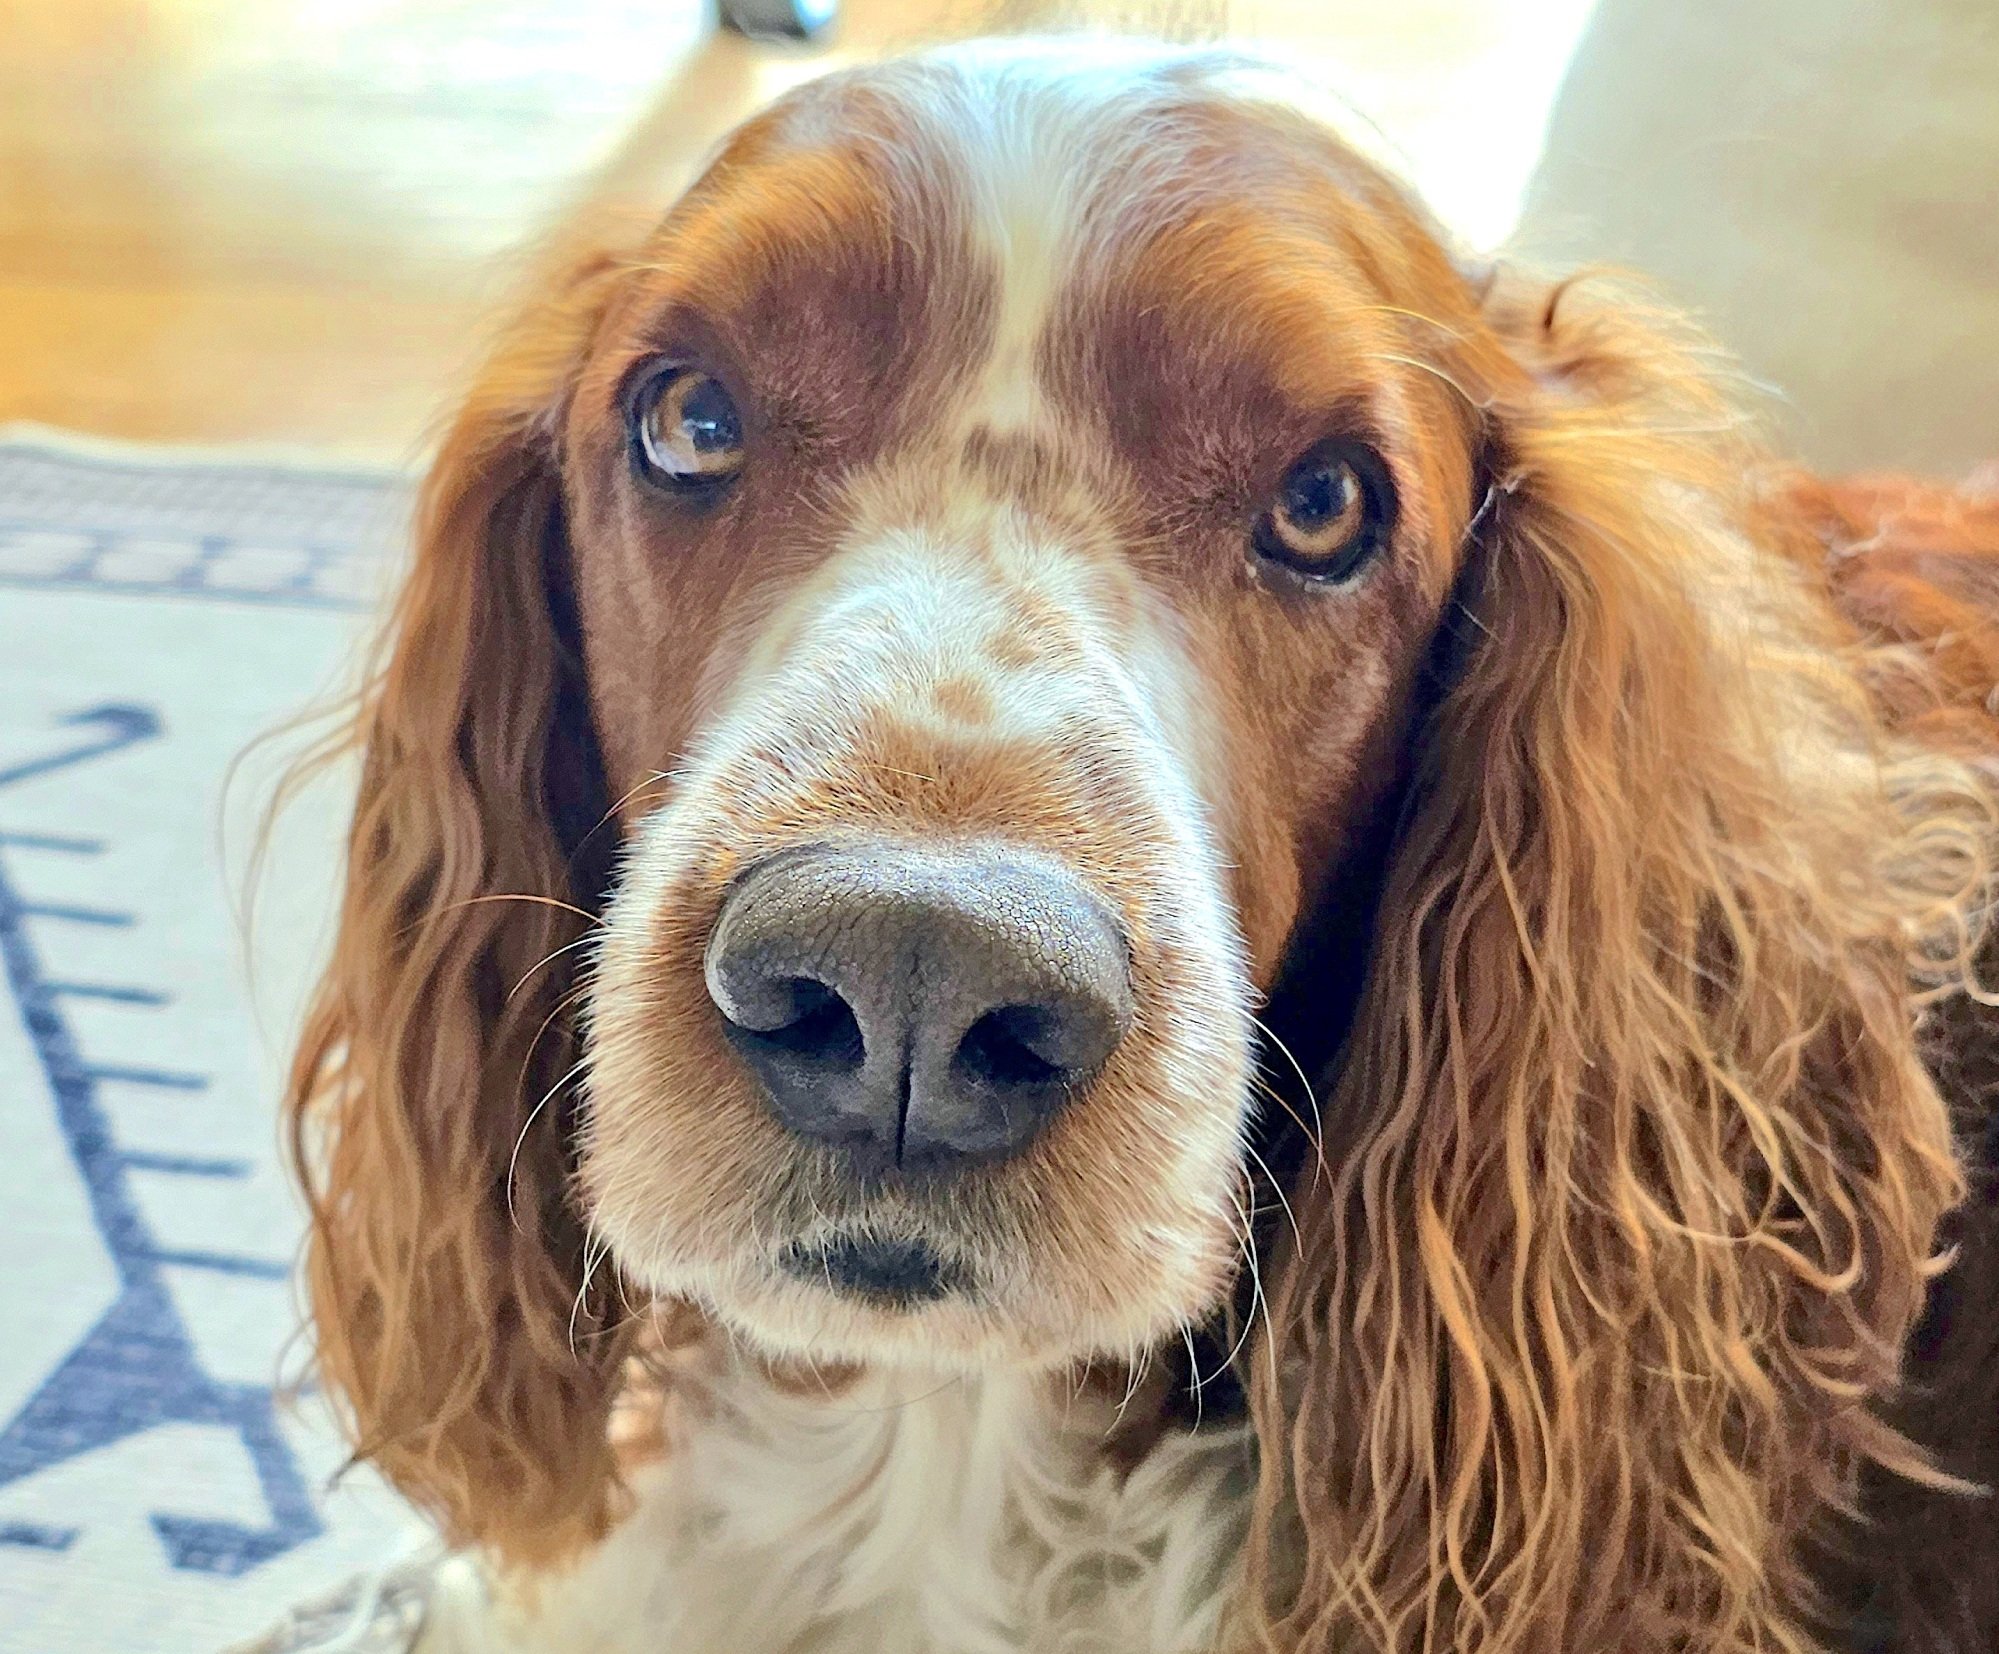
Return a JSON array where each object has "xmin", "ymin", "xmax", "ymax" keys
[{"xmin": 564, "ymin": 45, "xmax": 1483, "ymax": 1371}]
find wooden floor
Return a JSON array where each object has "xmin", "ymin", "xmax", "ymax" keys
[{"xmin": 0, "ymin": 0, "xmax": 1596, "ymax": 467}]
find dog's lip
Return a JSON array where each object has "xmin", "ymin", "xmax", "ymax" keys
[{"xmin": 780, "ymin": 1232, "xmax": 972, "ymax": 1308}]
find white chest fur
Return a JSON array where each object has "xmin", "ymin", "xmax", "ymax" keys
[{"xmin": 418, "ymin": 1362, "xmax": 1253, "ymax": 1654}]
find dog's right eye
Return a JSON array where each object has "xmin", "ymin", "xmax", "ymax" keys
[{"xmin": 629, "ymin": 366, "xmax": 745, "ymax": 491}]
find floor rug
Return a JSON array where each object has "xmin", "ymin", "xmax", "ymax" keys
[{"xmin": 0, "ymin": 429, "xmax": 435, "ymax": 1653}]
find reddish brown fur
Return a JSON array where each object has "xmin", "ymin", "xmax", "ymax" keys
[{"xmin": 283, "ymin": 48, "xmax": 1999, "ymax": 1652}]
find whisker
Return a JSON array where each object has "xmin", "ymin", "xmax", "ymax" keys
[
  {"xmin": 1249, "ymin": 1013, "xmax": 1328, "ymax": 1180},
  {"xmin": 1060, "ymin": 1358, "xmax": 1084, "ymax": 1427},
  {"xmin": 1111, "ymin": 1341, "xmax": 1154, "ymax": 1434},
  {"xmin": 570, "ymin": 1225, "xmax": 611, "ymax": 1356},
  {"xmin": 1364, "ymin": 351, "xmax": 1486, "ymax": 412},
  {"xmin": 1242, "ymin": 1135, "xmax": 1304, "ymax": 1256},
  {"xmin": 1350, "ymin": 302, "xmax": 1477, "ymax": 344},
  {"xmin": 507, "ymin": 1057, "xmax": 589, "ymax": 1232},
  {"xmin": 1459, "ymin": 470, "xmax": 1523, "ymax": 558},
  {"xmin": 1178, "ymin": 1319, "xmax": 1205, "ymax": 1431},
  {"xmin": 512, "ymin": 979, "xmax": 594, "ymax": 1105},
  {"xmin": 430, "ymin": 891, "xmax": 605, "ymax": 927},
  {"xmin": 599, "ymin": 769, "xmax": 676, "ymax": 829},
  {"xmin": 1250, "ymin": 1073, "xmax": 1332, "ymax": 1185},
  {"xmin": 607, "ymin": 1235, "xmax": 646, "ymax": 1323},
  {"xmin": 1233, "ymin": 1185, "xmax": 1282, "ymax": 1396},
  {"xmin": 506, "ymin": 932, "xmax": 602, "ymax": 1004},
  {"xmin": 1207, "ymin": 1189, "xmax": 1266, "ymax": 1385}
]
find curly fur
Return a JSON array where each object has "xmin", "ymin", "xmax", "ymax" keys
[
  {"xmin": 284, "ymin": 248, "xmax": 639, "ymax": 1563},
  {"xmin": 277, "ymin": 40, "xmax": 1999, "ymax": 1654},
  {"xmin": 1245, "ymin": 280, "xmax": 1996, "ymax": 1653}
]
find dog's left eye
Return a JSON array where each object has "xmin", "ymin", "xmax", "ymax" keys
[
  {"xmin": 1253, "ymin": 441, "xmax": 1395, "ymax": 583},
  {"xmin": 630, "ymin": 367, "xmax": 744, "ymax": 489}
]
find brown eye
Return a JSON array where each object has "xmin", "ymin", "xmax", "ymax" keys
[
  {"xmin": 630, "ymin": 366, "xmax": 745, "ymax": 489},
  {"xmin": 1253, "ymin": 441, "xmax": 1395, "ymax": 582}
]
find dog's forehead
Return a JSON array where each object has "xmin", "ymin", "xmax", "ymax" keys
[
  {"xmin": 643, "ymin": 40, "xmax": 1408, "ymax": 339},
  {"xmin": 618, "ymin": 42, "xmax": 1431, "ymax": 449},
  {"xmin": 754, "ymin": 38, "xmax": 1401, "ymax": 256}
]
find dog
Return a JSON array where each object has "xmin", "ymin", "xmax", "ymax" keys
[{"xmin": 282, "ymin": 37, "xmax": 1999, "ymax": 1653}]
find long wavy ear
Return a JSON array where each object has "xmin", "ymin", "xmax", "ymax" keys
[
  {"xmin": 1249, "ymin": 272, "xmax": 1992, "ymax": 1651},
  {"xmin": 285, "ymin": 248, "xmax": 633, "ymax": 1565}
]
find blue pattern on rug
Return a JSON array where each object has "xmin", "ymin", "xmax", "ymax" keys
[
  {"xmin": 0, "ymin": 439, "xmax": 403, "ymax": 613},
  {"xmin": 0, "ymin": 708, "xmax": 320, "ymax": 1575},
  {"xmin": 0, "ymin": 433, "xmax": 424, "ymax": 1651}
]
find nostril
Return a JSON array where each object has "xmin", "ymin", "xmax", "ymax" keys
[
  {"xmin": 953, "ymin": 1005, "xmax": 1069, "ymax": 1091},
  {"xmin": 731, "ymin": 978, "xmax": 865, "ymax": 1070}
]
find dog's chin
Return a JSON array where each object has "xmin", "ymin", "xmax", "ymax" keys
[{"xmin": 684, "ymin": 1238, "xmax": 1199, "ymax": 1374}]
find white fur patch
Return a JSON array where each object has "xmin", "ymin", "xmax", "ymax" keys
[
  {"xmin": 927, "ymin": 44, "xmax": 1166, "ymax": 435},
  {"xmin": 886, "ymin": 39, "xmax": 1316, "ymax": 441},
  {"xmin": 418, "ymin": 1361, "xmax": 1252, "ymax": 1654}
]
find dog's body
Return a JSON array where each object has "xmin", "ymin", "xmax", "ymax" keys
[{"xmin": 286, "ymin": 40, "xmax": 1999, "ymax": 1654}]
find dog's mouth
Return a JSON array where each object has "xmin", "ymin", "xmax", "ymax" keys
[{"xmin": 780, "ymin": 1231, "xmax": 973, "ymax": 1308}]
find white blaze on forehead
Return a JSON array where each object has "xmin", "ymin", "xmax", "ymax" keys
[
  {"xmin": 876, "ymin": 37, "xmax": 1427, "ymax": 445},
  {"xmin": 956, "ymin": 111, "xmax": 1069, "ymax": 435},
  {"xmin": 892, "ymin": 38, "xmax": 1240, "ymax": 438}
]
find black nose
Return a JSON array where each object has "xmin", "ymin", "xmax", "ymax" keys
[{"xmin": 704, "ymin": 842, "xmax": 1131, "ymax": 1178}]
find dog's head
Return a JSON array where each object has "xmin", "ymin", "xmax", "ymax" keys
[
  {"xmin": 291, "ymin": 38, "xmax": 1985, "ymax": 1647},
  {"xmin": 572, "ymin": 43, "xmax": 1483, "ymax": 1371}
]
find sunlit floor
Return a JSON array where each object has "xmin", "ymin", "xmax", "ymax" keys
[{"xmin": 0, "ymin": 0, "xmax": 1597, "ymax": 465}]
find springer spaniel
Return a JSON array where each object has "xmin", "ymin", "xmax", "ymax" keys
[{"xmin": 283, "ymin": 38, "xmax": 1999, "ymax": 1654}]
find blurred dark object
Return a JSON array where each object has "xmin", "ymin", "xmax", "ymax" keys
[
  {"xmin": 721, "ymin": 0, "xmax": 838, "ymax": 40},
  {"xmin": 1518, "ymin": 0, "xmax": 1999, "ymax": 479}
]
